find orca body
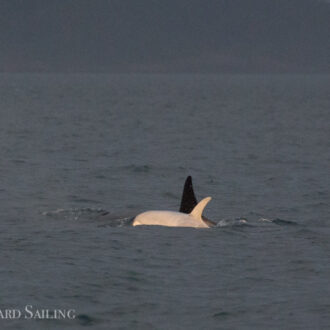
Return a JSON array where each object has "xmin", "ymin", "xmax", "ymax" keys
[{"xmin": 133, "ymin": 197, "xmax": 212, "ymax": 228}]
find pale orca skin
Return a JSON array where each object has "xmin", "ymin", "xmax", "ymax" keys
[
  {"xmin": 133, "ymin": 197, "xmax": 212, "ymax": 228},
  {"xmin": 180, "ymin": 176, "xmax": 216, "ymax": 227}
]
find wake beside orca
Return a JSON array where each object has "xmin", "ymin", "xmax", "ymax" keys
[{"xmin": 132, "ymin": 176, "xmax": 215, "ymax": 228}]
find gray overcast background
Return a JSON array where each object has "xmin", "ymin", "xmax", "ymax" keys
[{"xmin": 0, "ymin": 0, "xmax": 329, "ymax": 73}]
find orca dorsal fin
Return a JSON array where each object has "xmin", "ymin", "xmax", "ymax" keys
[
  {"xmin": 190, "ymin": 197, "xmax": 212, "ymax": 221},
  {"xmin": 179, "ymin": 176, "xmax": 198, "ymax": 213}
]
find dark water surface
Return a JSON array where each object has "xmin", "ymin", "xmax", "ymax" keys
[{"xmin": 0, "ymin": 74, "xmax": 329, "ymax": 329}]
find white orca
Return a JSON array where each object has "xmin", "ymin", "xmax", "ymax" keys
[
  {"xmin": 132, "ymin": 197, "xmax": 212, "ymax": 228},
  {"xmin": 132, "ymin": 176, "xmax": 214, "ymax": 228}
]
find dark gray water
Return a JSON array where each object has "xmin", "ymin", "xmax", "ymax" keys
[{"xmin": 0, "ymin": 74, "xmax": 329, "ymax": 329}]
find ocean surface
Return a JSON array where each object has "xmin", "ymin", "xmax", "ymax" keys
[{"xmin": 0, "ymin": 73, "xmax": 329, "ymax": 329}]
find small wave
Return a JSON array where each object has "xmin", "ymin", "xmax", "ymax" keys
[
  {"xmin": 216, "ymin": 218, "xmax": 250, "ymax": 228},
  {"xmin": 97, "ymin": 215, "xmax": 134, "ymax": 227},
  {"xmin": 76, "ymin": 314, "xmax": 97, "ymax": 326},
  {"xmin": 258, "ymin": 217, "xmax": 298, "ymax": 226},
  {"xmin": 42, "ymin": 207, "xmax": 134, "ymax": 227},
  {"xmin": 42, "ymin": 207, "xmax": 109, "ymax": 221},
  {"xmin": 123, "ymin": 164, "xmax": 151, "ymax": 173}
]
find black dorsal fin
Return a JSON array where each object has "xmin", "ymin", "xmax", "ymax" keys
[
  {"xmin": 179, "ymin": 176, "xmax": 217, "ymax": 227},
  {"xmin": 179, "ymin": 176, "xmax": 198, "ymax": 213}
]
